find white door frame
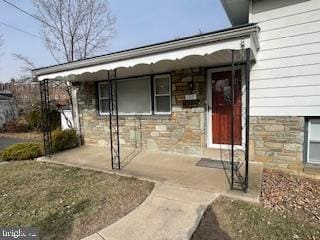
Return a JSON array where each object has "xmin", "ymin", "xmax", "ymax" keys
[{"xmin": 206, "ymin": 66, "xmax": 246, "ymax": 150}]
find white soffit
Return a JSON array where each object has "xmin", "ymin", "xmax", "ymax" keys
[{"xmin": 221, "ymin": 0, "xmax": 249, "ymax": 26}]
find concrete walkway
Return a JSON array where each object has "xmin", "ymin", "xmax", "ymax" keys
[{"xmin": 83, "ymin": 183, "xmax": 218, "ymax": 240}]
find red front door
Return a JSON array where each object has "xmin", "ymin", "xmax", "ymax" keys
[{"xmin": 211, "ymin": 70, "xmax": 242, "ymax": 145}]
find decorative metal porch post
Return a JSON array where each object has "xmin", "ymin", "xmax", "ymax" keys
[
  {"xmin": 108, "ymin": 69, "xmax": 121, "ymax": 170},
  {"xmin": 231, "ymin": 50, "xmax": 235, "ymax": 190},
  {"xmin": 40, "ymin": 79, "xmax": 53, "ymax": 157},
  {"xmin": 244, "ymin": 48, "xmax": 251, "ymax": 192}
]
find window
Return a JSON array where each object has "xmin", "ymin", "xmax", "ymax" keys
[
  {"xmin": 307, "ymin": 119, "xmax": 320, "ymax": 164},
  {"xmin": 98, "ymin": 82, "xmax": 110, "ymax": 114},
  {"xmin": 154, "ymin": 75, "xmax": 171, "ymax": 114},
  {"xmin": 117, "ymin": 77, "xmax": 151, "ymax": 115},
  {"xmin": 98, "ymin": 77, "xmax": 152, "ymax": 115},
  {"xmin": 98, "ymin": 74, "xmax": 171, "ymax": 115}
]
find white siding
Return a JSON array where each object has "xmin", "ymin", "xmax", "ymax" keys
[
  {"xmin": 250, "ymin": 0, "xmax": 320, "ymax": 116},
  {"xmin": 61, "ymin": 110, "xmax": 74, "ymax": 130}
]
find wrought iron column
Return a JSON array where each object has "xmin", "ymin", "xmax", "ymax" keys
[
  {"xmin": 231, "ymin": 50, "xmax": 235, "ymax": 190},
  {"xmin": 108, "ymin": 69, "xmax": 120, "ymax": 170},
  {"xmin": 244, "ymin": 48, "xmax": 251, "ymax": 192},
  {"xmin": 40, "ymin": 79, "xmax": 53, "ymax": 157}
]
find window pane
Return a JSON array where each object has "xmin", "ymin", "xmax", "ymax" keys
[
  {"xmin": 309, "ymin": 142, "xmax": 320, "ymax": 163},
  {"xmin": 155, "ymin": 96, "xmax": 170, "ymax": 113},
  {"xmin": 310, "ymin": 121, "xmax": 320, "ymax": 141},
  {"xmin": 155, "ymin": 77, "xmax": 169, "ymax": 94},
  {"xmin": 117, "ymin": 78, "xmax": 151, "ymax": 114},
  {"xmin": 100, "ymin": 99, "xmax": 109, "ymax": 113},
  {"xmin": 100, "ymin": 83, "xmax": 109, "ymax": 98}
]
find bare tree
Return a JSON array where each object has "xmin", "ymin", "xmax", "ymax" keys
[
  {"xmin": 12, "ymin": 53, "xmax": 36, "ymax": 73},
  {"xmin": 33, "ymin": 0, "xmax": 116, "ymax": 63}
]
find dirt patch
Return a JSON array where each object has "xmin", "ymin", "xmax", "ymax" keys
[
  {"xmin": 261, "ymin": 168, "xmax": 320, "ymax": 224},
  {"xmin": 0, "ymin": 161, "xmax": 154, "ymax": 240}
]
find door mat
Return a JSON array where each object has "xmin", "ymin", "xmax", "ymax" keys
[{"xmin": 196, "ymin": 158, "xmax": 239, "ymax": 170}]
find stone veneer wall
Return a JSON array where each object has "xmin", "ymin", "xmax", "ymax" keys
[
  {"xmin": 76, "ymin": 70, "xmax": 309, "ymax": 172},
  {"xmin": 250, "ymin": 116, "xmax": 305, "ymax": 171},
  {"xmin": 76, "ymin": 68, "xmax": 206, "ymax": 155}
]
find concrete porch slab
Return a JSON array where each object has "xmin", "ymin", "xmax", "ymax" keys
[{"xmin": 40, "ymin": 145, "xmax": 263, "ymax": 202}]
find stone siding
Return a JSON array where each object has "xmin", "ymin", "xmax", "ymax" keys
[
  {"xmin": 250, "ymin": 116, "xmax": 305, "ymax": 171},
  {"xmin": 76, "ymin": 68, "xmax": 206, "ymax": 155},
  {"xmin": 76, "ymin": 70, "xmax": 314, "ymax": 174}
]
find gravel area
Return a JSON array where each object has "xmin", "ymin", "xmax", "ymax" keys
[{"xmin": 261, "ymin": 169, "xmax": 320, "ymax": 224}]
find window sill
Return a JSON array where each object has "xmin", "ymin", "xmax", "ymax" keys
[
  {"xmin": 96, "ymin": 114, "xmax": 172, "ymax": 120},
  {"xmin": 303, "ymin": 163, "xmax": 320, "ymax": 174}
]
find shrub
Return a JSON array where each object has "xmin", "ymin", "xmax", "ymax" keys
[
  {"xmin": 27, "ymin": 108, "xmax": 60, "ymax": 131},
  {"xmin": 27, "ymin": 109, "xmax": 42, "ymax": 130},
  {"xmin": 0, "ymin": 142, "xmax": 43, "ymax": 161},
  {"xmin": 48, "ymin": 108, "xmax": 61, "ymax": 130},
  {"xmin": 52, "ymin": 129, "xmax": 79, "ymax": 152},
  {"xmin": 3, "ymin": 118, "xmax": 29, "ymax": 133}
]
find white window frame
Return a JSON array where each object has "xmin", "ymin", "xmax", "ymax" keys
[
  {"xmin": 98, "ymin": 82, "xmax": 110, "ymax": 116},
  {"xmin": 153, "ymin": 74, "xmax": 171, "ymax": 115},
  {"xmin": 307, "ymin": 119, "xmax": 320, "ymax": 164}
]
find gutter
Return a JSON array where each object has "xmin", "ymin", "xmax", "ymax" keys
[{"xmin": 33, "ymin": 23, "xmax": 259, "ymax": 77}]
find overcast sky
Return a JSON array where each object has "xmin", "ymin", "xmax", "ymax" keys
[{"xmin": 0, "ymin": 0, "xmax": 230, "ymax": 82}]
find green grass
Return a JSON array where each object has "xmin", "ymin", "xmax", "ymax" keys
[
  {"xmin": 0, "ymin": 162, "xmax": 154, "ymax": 240},
  {"xmin": 192, "ymin": 197, "xmax": 320, "ymax": 240}
]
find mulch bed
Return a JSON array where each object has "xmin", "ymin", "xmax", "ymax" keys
[{"xmin": 261, "ymin": 168, "xmax": 320, "ymax": 224}]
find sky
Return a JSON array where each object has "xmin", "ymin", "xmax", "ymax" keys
[{"xmin": 0, "ymin": 0, "xmax": 230, "ymax": 82}]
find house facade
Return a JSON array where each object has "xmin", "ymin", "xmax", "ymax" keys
[
  {"xmin": 33, "ymin": 0, "xmax": 320, "ymax": 174},
  {"xmin": 247, "ymin": 0, "xmax": 320, "ymax": 172}
]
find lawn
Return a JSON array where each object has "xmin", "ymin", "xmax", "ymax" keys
[
  {"xmin": 192, "ymin": 170, "xmax": 320, "ymax": 240},
  {"xmin": 192, "ymin": 197, "xmax": 320, "ymax": 240},
  {"xmin": 0, "ymin": 161, "xmax": 154, "ymax": 240}
]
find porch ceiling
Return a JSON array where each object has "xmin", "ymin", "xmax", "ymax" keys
[{"xmin": 34, "ymin": 24, "xmax": 259, "ymax": 81}]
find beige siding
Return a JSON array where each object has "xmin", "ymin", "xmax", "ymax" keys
[{"xmin": 250, "ymin": 0, "xmax": 320, "ymax": 116}]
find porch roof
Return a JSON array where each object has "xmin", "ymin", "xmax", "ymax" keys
[{"xmin": 33, "ymin": 24, "xmax": 260, "ymax": 81}]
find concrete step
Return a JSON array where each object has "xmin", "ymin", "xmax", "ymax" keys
[{"xmin": 202, "ymin": 147, "xmax": 245, "ymax": 161}]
